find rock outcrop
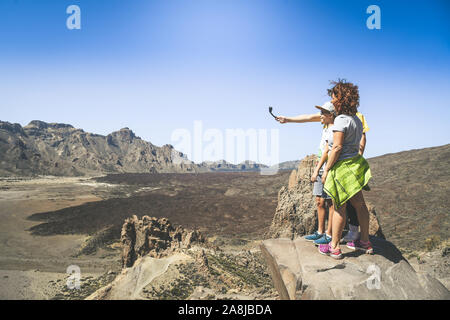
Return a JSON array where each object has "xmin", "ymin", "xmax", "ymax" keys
[
  {"xmin": 260, "ymin": 237, "xmax": 450, "ymax": 300},
  {"xmin": 86, "ymin": 252, "xmax": 193, "ymax": 300},
  {"xmin": 266, "ymin": 155, "xmax": 317, "ymax": 238},
  {"xmin": 407, "ymin": 244, "xmax": 450, "ymax": 290},
  {"xmin": 120, "ymin": 215, "xmax": 206, "ymax": 268},
  {"xmin": 266, "ymin": 155, "xmax": 384, "ymax": 239}
]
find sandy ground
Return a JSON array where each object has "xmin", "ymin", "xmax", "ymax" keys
[{"xmin": 0, "ymin": 176, "xmax": 123, "ymax": 300}]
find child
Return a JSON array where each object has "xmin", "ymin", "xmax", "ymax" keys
[{"xmin": 275, "ymin": 102, "xmax": 335, "ymax": 244}]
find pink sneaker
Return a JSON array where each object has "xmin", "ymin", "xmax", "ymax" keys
[
  {"xmin": 318, "ymin": 243, "xmax": 343, "ymax": 259},
  {"xmin": 347, "ymin": 240, "xmax": 374, "ymax": 254}
]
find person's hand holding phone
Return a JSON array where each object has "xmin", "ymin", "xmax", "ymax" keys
[{"xmin": 276, "ymin": 116, "xmax": 288, "ymax": 123}]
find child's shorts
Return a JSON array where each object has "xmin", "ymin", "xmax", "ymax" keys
[{"xmin": 313, "ymin": 170, "xmax": 331, "ymax": 199}]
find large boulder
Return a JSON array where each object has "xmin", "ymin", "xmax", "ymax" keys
[{"xmin": 260, "ymin": 237, "xmax": 450, "ymax": 300}]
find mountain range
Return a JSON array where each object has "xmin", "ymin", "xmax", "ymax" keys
[{"xmin": 0, "ymin": 120, "xmax": 279, "ymax": 176}]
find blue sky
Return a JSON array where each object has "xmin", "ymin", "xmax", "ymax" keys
[{"xmin": 0, "ymin": 0, "xmax": 449, "ymax": 164}]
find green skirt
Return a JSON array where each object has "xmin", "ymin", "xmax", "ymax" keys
[{"xmin": 323, "ymin": 154, "xmax": 372, "ymax": 209}]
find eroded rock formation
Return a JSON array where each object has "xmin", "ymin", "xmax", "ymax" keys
[{"xmin": 120, "ymin": 215, "xmax": 206, "ymax": 268}]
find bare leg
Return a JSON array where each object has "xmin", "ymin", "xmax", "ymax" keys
[
  {"xmin": 326, "ymin": 199, "xmax": 334, "ymax": 236},
  {"xmin": 331, "ymin": 202, "xmax": 346, "ymax": 249},
  {"xmin": 316, "ymin": 196, "xmax": 326, "ymax": 234},
  {"xmin": 349, "ymin": 191, "xmax": 370, "ymax": 242}
]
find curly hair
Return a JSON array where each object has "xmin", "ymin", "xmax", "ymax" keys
[{"xmin": 327, "ymin": 79, "xmax": 359, "ymax": 116}]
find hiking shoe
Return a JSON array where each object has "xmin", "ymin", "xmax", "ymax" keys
[
  {"xmin": 343, "ymin": 224, "xmax": 360, "ymax": 242},
  {"xmin": 314, "ymin": 234, "xmax": 332, "ymax": 246},
  {"xmin": 305, "ymin": 231, "xmax": 323, "ymax": 242},
  {"xmin": 346, "ymin": 240, "xmax": 357, "ymax": 250},
  {"xmin": 347, "ymin": 240, "xmax": 374, "ymax": 254},
  {"xmin": 343, "ymin": 230, "xmax": 360, "ymax": 242},
  {"xmin": 318, "ymin": 243, "xmax": 343, "ymax": 259}
]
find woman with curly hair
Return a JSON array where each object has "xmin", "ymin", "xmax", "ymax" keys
[{"xmin": 318, "ymin": 79, "xmax": 373, "ymax": 259}]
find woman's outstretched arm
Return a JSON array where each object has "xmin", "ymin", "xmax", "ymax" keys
[{"xmin": 276, "ymin": 113, "xmax": 321, "ymax": 123}]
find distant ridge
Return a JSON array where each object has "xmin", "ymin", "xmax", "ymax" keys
[{"xmin": 0, "ymin": 120, "xmax": 269, "ymax": 176}]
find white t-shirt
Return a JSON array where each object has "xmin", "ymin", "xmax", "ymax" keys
[{"xmin": 317, "ymin": 126, "xmax": 331, "ymax": 171}]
